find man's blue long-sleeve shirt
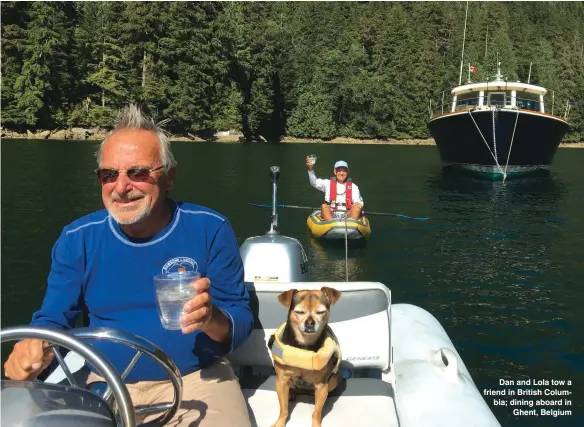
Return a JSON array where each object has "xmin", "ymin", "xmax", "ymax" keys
[{"xmin": 30, "ymin": 200, "xmax": 253, "ymax": 381}]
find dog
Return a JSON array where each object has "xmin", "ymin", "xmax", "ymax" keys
[{"xmin": 268, "ymin": 287, "xmax": 342, "ymax": 427}]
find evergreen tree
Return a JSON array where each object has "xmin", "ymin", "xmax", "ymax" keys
[
  {"xmin": 162, "ymin": 2, "xmax": 227, "ymax": 135},
  {"xmin": 1, "ymin": 2, "xmax": 29, "ymax": 128},
  {"xmin": 6, "ymin": 2, "xmax": 74, "ymax": 128},
  {"xmin": 71, "ymin": 1, "xmax": 131, "ymax": 127}
]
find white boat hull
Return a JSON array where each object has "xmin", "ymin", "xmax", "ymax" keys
[{"xmin": 392, "ymin": 303, "xmax": 500, "ymax": 427}]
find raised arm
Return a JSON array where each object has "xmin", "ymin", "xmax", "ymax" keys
[{"xmin": 306, "ymin": 156, "xmax": 328, "ymax": 192}]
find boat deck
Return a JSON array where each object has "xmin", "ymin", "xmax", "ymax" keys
[{"xmin": 241, "ymin": 375, "xmax": 399, "ymax": 427}]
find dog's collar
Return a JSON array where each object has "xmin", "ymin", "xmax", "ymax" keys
[{"xmin": 269, "ymin": 322, "xmax": 341, "ymax": 372}]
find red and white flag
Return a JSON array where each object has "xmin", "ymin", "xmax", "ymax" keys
[{"xmin": 469, "ymin": 65, "xmax": 478, "ymax": 73}]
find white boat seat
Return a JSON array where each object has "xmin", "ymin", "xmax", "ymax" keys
[
  {"xmin": 241, "ymin": 375, "xmax": 399, "ymax": 427},
  {"xmin": 230, "ymin": 282, "xmax": 392, "ymax": 372},
  {"xmin": 229, "ymin": 282, "xmax": 398, "ymax": 427}
]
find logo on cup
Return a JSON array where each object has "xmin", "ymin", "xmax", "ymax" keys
[{"xmin": 162, "ymin": 257, "xmax": 199, "ymax": 275}]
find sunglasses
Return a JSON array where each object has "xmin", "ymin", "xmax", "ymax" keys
[{"xmin": 95, "ymin": 166, "xmax": 164, "ymax": 184}]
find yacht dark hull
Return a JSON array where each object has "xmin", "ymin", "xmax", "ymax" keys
[{"xmin": 428, "ymin": 108, "xmax": 569, "ymax": 179}]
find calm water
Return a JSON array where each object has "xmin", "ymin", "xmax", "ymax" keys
[{"xmin": 2, "ymin": 139, "xmax": 583, "ymax": 425}]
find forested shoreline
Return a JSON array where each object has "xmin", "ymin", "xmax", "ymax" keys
[{"xmin": 2, "ymin": 2, "xmax": 583, "ymax": 141}]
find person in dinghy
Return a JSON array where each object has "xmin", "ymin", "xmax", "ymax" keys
[{"xmin": 306, "ymin": 157, "xmax": 364, "ymax": 220}]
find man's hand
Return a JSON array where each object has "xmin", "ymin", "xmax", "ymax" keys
[
  {"xmin": 180, "ymin": 278, "xmax": 231, "ymax": 344},
  {"xmin": 4, "ymin": 339, "xmax": 54, "ymax": 381},
  {"xmin": 305, "ymin": 156, "xmax": 314, "ymax": 171}
]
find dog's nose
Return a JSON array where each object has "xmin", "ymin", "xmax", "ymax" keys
[{"xmin": 305, "ymin": 317, "xmax": 315, "ymax": 331}]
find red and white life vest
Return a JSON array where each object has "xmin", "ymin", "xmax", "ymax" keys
[{"xmin": 329, "ymin": 178, "xmax": 353, "ymax": 212}]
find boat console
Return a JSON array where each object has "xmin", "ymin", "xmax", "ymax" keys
[{"xmin": 2, "ymin": 380, "xmax": 116, "ymax": 427}]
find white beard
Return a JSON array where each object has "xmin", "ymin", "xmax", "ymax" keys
[{"xmin": 108, "ymin": 205, "xmax": 152, "ymax": 225}]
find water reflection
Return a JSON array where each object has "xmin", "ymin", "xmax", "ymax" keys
[
  {"xmin": 427, "ymin": 168, "xmax": 565, "ymax": 221},
  {"xmin": 422, "ymin": 170, "xmax": 566, "ymax": 323},
  {"xmin": 304, "ymin": 237, "xmax": 367, "ymax": 282}
]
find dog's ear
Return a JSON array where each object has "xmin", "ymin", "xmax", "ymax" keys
[
  {"xmin": 277, "ymin": 289, "xmax": 298, "ymax": 308},
  {"xmin": 321, "ymin": 287, "xmax": 342, "ymax": 305}
]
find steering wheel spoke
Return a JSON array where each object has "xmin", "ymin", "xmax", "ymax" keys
[
  {"xmin": 50, "ymin": 344, "xmax": 80, "ymax": 388},
  {"xmin": 103, "ymin": 349, "xmax": 144, "ymax": 403}
]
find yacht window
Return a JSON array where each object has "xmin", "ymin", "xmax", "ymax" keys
[
  {"xmin": 516, "ymin": 93, "xmax": 539, "ymax": 112},
  {"xmin": 487, "ymin": 92, "xmax": 506, "ymax": 107},
  {"xmin": 456, "ymin": 93, "xmax": 479, "ymax": 110}
]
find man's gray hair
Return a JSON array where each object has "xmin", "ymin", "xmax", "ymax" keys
[{"xmin": 96, "ymin": 104, "xmax": 177, "ymax": 172}]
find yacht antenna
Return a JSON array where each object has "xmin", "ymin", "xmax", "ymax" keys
[
  {"xmin": 527, "ymin": 61, "xmax": 532, "ymax": 84},
  {"xmin": 458, "ymin": 0, "xmax": 469, "ymax": 86},
  {"xmin": 494, "ymin": 53, "xmax": 503, "ymax": 81}
]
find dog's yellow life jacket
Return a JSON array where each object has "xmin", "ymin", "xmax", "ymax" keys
[{"xmin": 269, "ymin": 322, "xmax": 342, "ymax": 373}]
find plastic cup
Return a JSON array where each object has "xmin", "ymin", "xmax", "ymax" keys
[
  {"xmin": 154, "ymin": 271, "xmax": 200, "ymax": 330},
  {"xmin": 308, "ymin": 154, "xmax": 317, "ymax": 165}
]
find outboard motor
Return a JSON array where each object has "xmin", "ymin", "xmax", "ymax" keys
[{"xmin": 240, "ymin": 166, "xmax": 308, "ymax": 283}]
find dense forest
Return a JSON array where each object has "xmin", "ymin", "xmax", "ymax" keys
[{"xmin": 2, "ymin": 1, "xmax": 583, "ymax": 140}]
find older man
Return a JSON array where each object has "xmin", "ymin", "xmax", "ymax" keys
[
  {"xmin": 306, "ymin": 157, "xmax": 364, "ymax": 220},
  {"xmin": 4, "ymin": 105, "xmax": 253, "ymax": 427}
]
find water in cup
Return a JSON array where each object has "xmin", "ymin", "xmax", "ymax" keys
[
  {"xmin": 308, "ymin": 154, "xmax": 317, "ymax": 165},
  {"xmin": 156, "ymin": 286, "xmax": 196, "ymax": 329},
  {"xmin": 154, "ymin": 271, "xmax": 199, "ymax": 330}
]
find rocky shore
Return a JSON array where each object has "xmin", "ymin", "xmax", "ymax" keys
[
  {"xmin": 1, "ymin": 127, "xmax": 110, "ymax": 141},
  {"xmin": 1, "ymin": 128, "xmax": 582, "ymax": 147}
]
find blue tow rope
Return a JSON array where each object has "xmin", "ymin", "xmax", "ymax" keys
[{"xmin": 248, "ymin": 203, "xmax": 429, "ymax": 221}]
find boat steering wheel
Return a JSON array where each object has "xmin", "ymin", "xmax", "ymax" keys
[{"xmin": 1, "ymin": 326, "xmax": 183, "ymax": 427}]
